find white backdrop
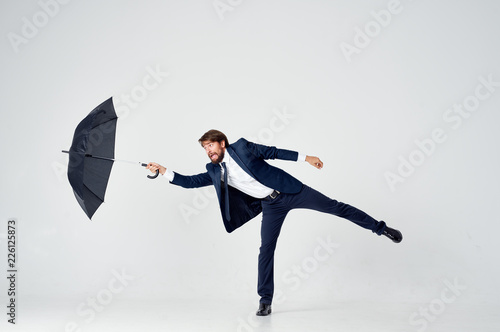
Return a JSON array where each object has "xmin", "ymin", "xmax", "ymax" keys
[{"xmin": 1, "ymin": 0, "xmax": 499, "ymax": 331}]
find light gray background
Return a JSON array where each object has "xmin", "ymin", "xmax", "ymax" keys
[{"xmin": 1, "ymin": 0, "xmax": 499, "ymax": 331}]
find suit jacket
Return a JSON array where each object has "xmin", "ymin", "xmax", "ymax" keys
[{"xmin": 170, "ymin": 138, "xmax": 303, "ymax": 233}]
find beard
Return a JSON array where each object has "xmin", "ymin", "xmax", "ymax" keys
[{"xmin": 209, "ymin": 150, "xmax": 225, "ymax": 164}]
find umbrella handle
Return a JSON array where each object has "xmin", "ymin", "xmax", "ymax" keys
[
  {"xmin": 141, "ymin": 163, "xmax": 159, "ymax": 179},
  {"xmin": 148, "ymin": 169, "xmax": 160, "ymax": 179}
]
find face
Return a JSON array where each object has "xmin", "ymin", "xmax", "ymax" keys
[{"xmin": 202, "ymin": 140, "xmax": 226, "ymax": 164}]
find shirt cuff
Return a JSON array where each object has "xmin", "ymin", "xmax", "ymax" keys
[
  {"xmin": 163, "ymin": 169, "xmax": 175, "ymax": 182},
  {"xmin": 297, "ymin": 153, "xmax": 306, "ymax": 162}
]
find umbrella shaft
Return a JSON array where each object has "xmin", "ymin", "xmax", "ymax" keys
[{"xmin": 61, "ymin": 150, "xmax": 146, "ymax": 166}]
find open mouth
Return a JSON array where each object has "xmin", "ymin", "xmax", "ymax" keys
[{"xmin": 210, "ymin": 154, "xmax": 218, "ymax": 161}]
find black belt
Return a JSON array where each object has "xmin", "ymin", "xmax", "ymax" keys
[{"xmin": 263, "ymin": 190, "xmax": 280, "ymax": 201}]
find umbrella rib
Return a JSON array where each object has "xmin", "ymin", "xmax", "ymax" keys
[
  {"xmin": 91, "ymin": 116, "xmax": 118, "ymax": 130},
  {"xmin": 83, "ymin": 182, "xmax": 106, "ymax": 202}
]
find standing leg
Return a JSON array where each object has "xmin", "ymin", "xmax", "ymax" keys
[{"xmin": 258, "ymin": 198, "xmax": 289, "ymax": 305}]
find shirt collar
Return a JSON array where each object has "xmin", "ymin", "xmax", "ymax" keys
[{"xmin": 221, "ymin": 148, "xmax": 231, "ymax": 165}]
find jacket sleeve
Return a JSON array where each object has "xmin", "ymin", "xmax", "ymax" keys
[
  {"xmin": 241, "ymin": 138, "xmax": 299, "ymax": 161},
  {"xmin": 170, "ymin": 171, "xmax": 212, "ymax": 188}
]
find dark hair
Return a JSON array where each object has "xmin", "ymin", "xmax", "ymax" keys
[{"xmin": 198, "ymin": 129, "xmax": 229, "ymax": 147}]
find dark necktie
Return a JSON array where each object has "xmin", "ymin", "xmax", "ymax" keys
[{"xmin": 221, "ymin": 162, "xmax": 231, "ymax": 221}]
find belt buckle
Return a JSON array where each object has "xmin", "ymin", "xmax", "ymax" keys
[{"xmin": 269, "ymin": 190, "xmax": 280, "ymax": 199}]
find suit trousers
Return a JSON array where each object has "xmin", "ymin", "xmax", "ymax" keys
[{"xmin": 257, "ymin": 184, "xmax": 386, "ymax": 304}]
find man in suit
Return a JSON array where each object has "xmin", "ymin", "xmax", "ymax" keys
[{"xmin": 147, "ymin": 129, "xmax": 402, "ymax": 316}]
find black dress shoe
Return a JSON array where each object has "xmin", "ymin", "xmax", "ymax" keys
[
  {"xmin": 383, "ymin": 226, "xmax": 403, "ymax": 243},
  {"xmin": 256, "ymin": 303, "xmax": 272, "ymax": 316}
]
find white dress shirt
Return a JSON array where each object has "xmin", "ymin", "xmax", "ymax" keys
[
  {"xmin": 163, "ymin": 150, "xmax": 307, "ymax": 199},
  {"xmin": 220, "ymin": 151, "xmax": 274, "ymax": 199}
]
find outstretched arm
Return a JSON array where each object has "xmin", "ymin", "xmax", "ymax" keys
[
  {"xmin": 242, "ymin": 138, "xmax": 299, "ymax": 161},
  {"xmin": 147, "ymin": 162, "xmax": 212, "ymax": 188}
]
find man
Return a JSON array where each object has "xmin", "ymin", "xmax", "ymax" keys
[{"xmin": 147, "ymin": 129, "xmax": 402, "ymax": 316}]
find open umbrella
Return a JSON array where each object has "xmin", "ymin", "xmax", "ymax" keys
[{"xmin": 62, "ymin": 97, "xmax": 158, "ymax": 219}]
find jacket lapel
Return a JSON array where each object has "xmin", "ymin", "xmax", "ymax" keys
[{"xmin": 227, "ymin": 146, "xmax": 255, "ymax": 179}]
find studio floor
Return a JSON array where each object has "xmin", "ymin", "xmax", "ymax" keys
[{"xmin": 2, "ymin": 298, "xmax": 499, "ymax": 332}]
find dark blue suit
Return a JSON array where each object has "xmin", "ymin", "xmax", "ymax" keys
[
  {"xmin": 170, "ymin": 138, "xmax": 386, "ymax": 304},
  {"xmin": 171, "ymin": 138, "xmax": 302, "ymax": 232}
]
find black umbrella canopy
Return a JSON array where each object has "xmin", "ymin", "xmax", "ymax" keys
[{"xmin": 67, "ymin": 97, "xmax": 117, "ymax": 219}]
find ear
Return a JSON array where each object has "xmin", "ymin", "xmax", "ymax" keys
[{"xmin": 221, "ymin": 141, "xmax": 225, "ymax": 148}]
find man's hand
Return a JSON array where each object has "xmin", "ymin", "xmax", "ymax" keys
[
  {"xmin": 146, "ymin": 162, "xmax": 166, "ymax": 175},
  {"xmin": 306, "ymin": 156, "xmax": 323, "ymax": 169}
]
